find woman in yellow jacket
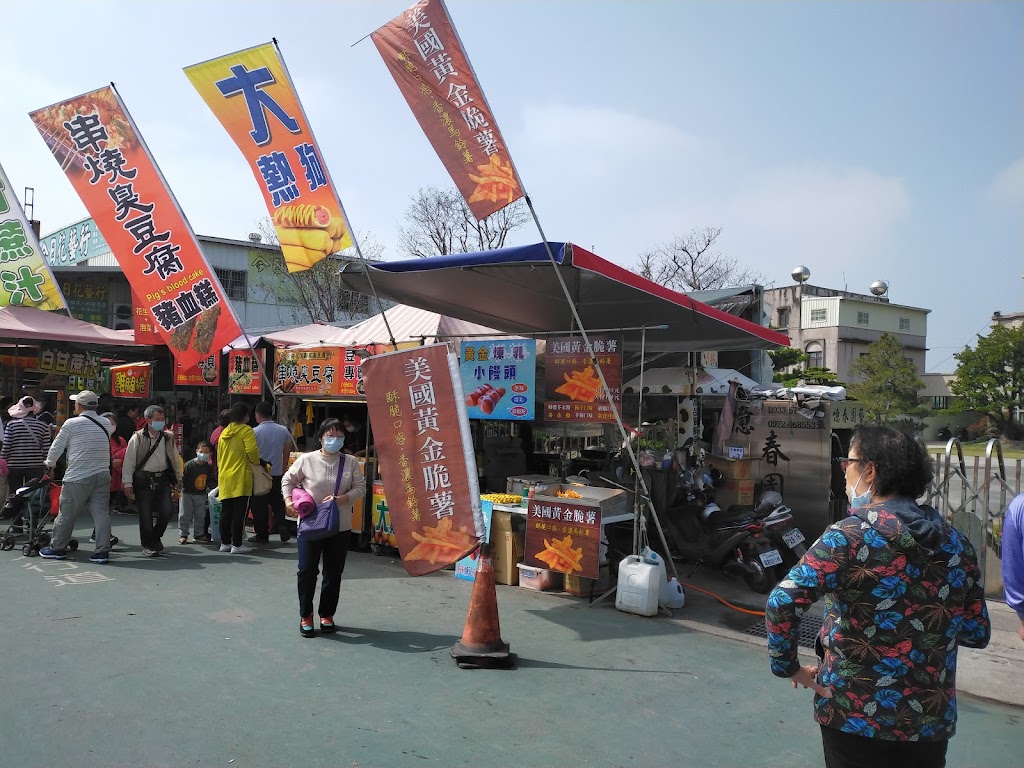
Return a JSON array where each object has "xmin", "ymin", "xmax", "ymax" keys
[{"xmin": 216, "ymin": 403, "xmax": 259, "ymax": 554}]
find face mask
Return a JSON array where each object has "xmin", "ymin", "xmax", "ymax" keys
[
  {"xmin": 196, "ymin": 452, "xmax": 209, "ymax": 462},
  {"xmin": 323, "ymin": 436, "xmax": 344, "ymax": 454},
  {"xmin": 847, "ymin": 475, "xmax": 872, "ymax": 510},
  {"xmin": 151, "ymin": 421, "xmax": 165, "ymax": 431},
  {"xmin": 345, "ymin": 425, "xmax": 356, "ymax": 433}
]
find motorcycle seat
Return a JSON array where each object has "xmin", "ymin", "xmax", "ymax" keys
[{"xmin": 706, "ymin": 505, "xmax": 757, "ymax": 526}]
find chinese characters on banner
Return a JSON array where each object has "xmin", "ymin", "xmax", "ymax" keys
[
  {"xmin": 274, "ymin": 346, "xmax": 362, "ymax": 397},
  {"xmin": 372, "ymin": 0, "xmax": 523, "ymax": 221},
  {"xmin": 525, "ymin": 499, "xmax": 601, "ymax": 580},
  {"xmin": 29, "ymin": 87, "xmax": 243, "ymax": 371},
  {"xmin": 227, "ymin": 348, "xmax": 265, "ymax": 395},
  {"xmin": 0, "ymin": 160, "xmax": 67, "ymax": 310},
  {"xmin": 544, "ymin": 336, "xmax": 622, "ymax": 423},
  {"xmin": 174, "ymin": 354, "xmax": 220, "ymax": 387},
  {"xmin": 110, "ymin": 363, "xmax": 151, "ymax": 399},
  {"xmin": 130, "ymin": 288, "xmax": 163, "ymax": 344},
  {"xmin": 184, "ymin": 44, "xmax": 353, "ymax": 273},
  {"xmin": 459, "ymin": 339, "xmax": 535, "ymax": 420},
  {"xmin": 361, "ymin": 344, "xmax": 485, "ymax": 577}
]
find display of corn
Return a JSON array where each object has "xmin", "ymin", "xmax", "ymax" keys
[
  {"xmin": 273, "ymin": 204, "xmax": 350, "ymax": 272},
  {"xmin": 480, "ymin": 493, "xmax": 523, "ymax": 505}
]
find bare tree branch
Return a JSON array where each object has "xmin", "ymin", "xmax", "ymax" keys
[
  {"xmin": 634, "ymin": 227, "xmax": 767, "ymax": 291},
  {"xmin": 398, "ymin": 185, "xmax": 528, "ymax": 258}
]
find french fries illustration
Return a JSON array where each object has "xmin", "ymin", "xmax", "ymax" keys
[
  {"xmin": 554, "ymin": 365, "xmax": 602, "ymax": 402},
  {"xmin": 535, "ymin": 534, "xmax": 584, "ymax": 573},
  {"xmin": 467, "ymin": 155, "xmax": 520, "ymax": 206},
  {"xmin": 406, "ymin": 517, "xmax": 476, "ymax": 565},
  {"xmin": 273, "ymin": 204, "xmax": 350, "ymax": 272}
]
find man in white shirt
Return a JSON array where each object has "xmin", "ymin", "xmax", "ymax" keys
[
  {"xmin": 39, "ymin": 390, "xmax": 114, "ymax": 563},
  {"xmin": 249, "ymin": 400, "xmax": 293, "ymax": 544}
]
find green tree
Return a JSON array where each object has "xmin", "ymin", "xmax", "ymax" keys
[
  {"xmin": 769, "ymin": 346, "xmax": 808, "ymax": 384},
  {"xmin": 774, "ymin": 366, "xmax": 840, "ymax": 387},
  {"xmin": 847, "ymin": 333, "xmax": 927, "ymax": 425},
  {"xmin": 948, "ymin": 323, "xmax": 1024, "ymax": 440}
]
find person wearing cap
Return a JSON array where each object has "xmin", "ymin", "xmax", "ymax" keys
[
  {"xmin": 39, "ymin": 391, "xmax": 116, "ymax": 564},
  {"xmin": 1, "ymin": 395, "xmax": 52, "ymax": 493}
]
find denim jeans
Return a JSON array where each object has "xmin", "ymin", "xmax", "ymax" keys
[
  {"xmin": 297, "ymin": 530, "xmax": 349, "ymax": 619},
  {"xmin": 135, "ymin": 473, "xmax": 173, "ymax": 550}
]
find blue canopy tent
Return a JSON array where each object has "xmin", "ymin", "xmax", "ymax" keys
[{"xmin": 339, "ymin": 242, "xmax": 789, "ymax": 353}]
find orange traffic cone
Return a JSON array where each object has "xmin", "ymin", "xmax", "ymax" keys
[{"xmin": 450, "ymin": 544, "xmax": 516, "ymax": 669}]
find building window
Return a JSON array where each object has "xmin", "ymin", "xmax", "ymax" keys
[
  {"xmin": 777, "ymin": 307, "xmax": 790, "ymax": 329},
  {"xmin": 214, "ymin": 268, "xmax": 247, "ymax": 301},
  {"xmin": 903, "ymin": 357, "xmax": 915, "ymax": 367},
  {"xmin": 932, "ymin": 396, "xmax": 950, "ymax": 410},
  {"xmin": 857, "ymin": 311, "xmax": 869, "ymax": 325},
  {"xmin": 810, "ymin": 308, "xmax": 827, "ymax": 323},
  {"xmin": 805, "ymin": 342, "xmax": 824, "ymax": 369},
  {"xmin": 899, "ymin": 317, "xmax": 911, "ymax": 331},
  {"xmin": 859, "ymin": 352, "xmax": 869, "ymax": 358}
]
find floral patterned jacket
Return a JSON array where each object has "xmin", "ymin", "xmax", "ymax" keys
[{"xmin": 765, "ymin": 498, "xmax": 990, "ymax": 741}]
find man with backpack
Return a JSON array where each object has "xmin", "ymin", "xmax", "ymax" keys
[{"xmin": 39, "ymin": 391, "xmax": 115, "ymax": 564}]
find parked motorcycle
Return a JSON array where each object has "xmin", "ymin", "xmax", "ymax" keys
[{"xmin": 937, "ymin": 424, "xmax": 952, "ymax": 441}]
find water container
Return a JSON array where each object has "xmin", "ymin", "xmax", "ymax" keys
[
  {"xmin": 661, "ymin": 577, "xmax": 686, "ymax": 609},
  {"xmin": 208, "ymin": 487, "xmax": 221, "ymax": 544},
  {"xmin": 615, "ymin": 555, "xmax": 660, "ymax": 616}
]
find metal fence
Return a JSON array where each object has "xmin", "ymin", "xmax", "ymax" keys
[{"xmin": 924, "ymin": 438, "xmax": 1022, "ymax": 599}]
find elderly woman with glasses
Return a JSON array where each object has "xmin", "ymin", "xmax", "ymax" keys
[{"xmin": 765, "ymin": 425, "xmax": 990, "ymax": 768}]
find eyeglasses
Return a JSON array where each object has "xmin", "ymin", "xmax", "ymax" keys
[{"xmin": 837, "ymin": 457, "xmax": 867, "ymax": 470}]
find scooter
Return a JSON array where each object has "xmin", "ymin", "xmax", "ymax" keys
[{"xmin": 937, "ymin": 424, "xmax": 952, "ymax": 441}]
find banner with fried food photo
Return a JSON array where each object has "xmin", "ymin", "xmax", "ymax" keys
[
  {"xmin": 372, "ymin": 0, "xmax": 524, "ymax": 221},
  {"xmin": 544, "ymin": 335, "xmax": 623, "ymax": 423},
  {"xmin": 362, "ymin": 344, "xmax": 486, "ymax": 577},
  {"xmin": 184, "ymin": 43, "xmax": 353, "ymax": 273},
  {"xmin": 29, "ymin": 87, "xmax": 243, "ymax": 371},
  {"xmin": 525, "ymin": 498, "xmax": 601, "ymax": 580}
]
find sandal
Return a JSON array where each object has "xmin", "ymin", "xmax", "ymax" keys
[
  {"xmin": 319, "ymin": 616, "xmax": 338, "ymax": 634},
  {"xmin": 300, "ymin": 617, "xmax": 316, "ymax": 638}
]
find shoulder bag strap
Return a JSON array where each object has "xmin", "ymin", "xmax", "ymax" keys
[
  {"xmin": 333, "ymin": 455, "xmax": 346, "ymax": 497},
  {"xmin": 136, "ymin": 430, "xmax": 165, "ymax": 472},
  {"xmin": 81, "ymin": 415, "xmax": 113, "ymax": 463}
]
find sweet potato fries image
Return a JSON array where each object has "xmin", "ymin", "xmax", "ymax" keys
[
  {"xmin": 406, "ymin": 518, "xmax": 475, "ymax": 565},
  {"xmin": 554, "ymin": 365, "xmax": 602, "ymax": 402},
  {"xmin": 535, "ymin": 534, "xmax": 584, "ymax": 573}
]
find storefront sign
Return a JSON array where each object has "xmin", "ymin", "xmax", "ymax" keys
[
  {"xmin": 459, "ymin": 339, "xmax": 535, "ymax": 420},
  {"xmin": 227, "ymin": 348, "xmax": 265, "ymax": 395},
  {"xmin": 274, "ymin": 346, "xmax": 362, "ymax": 397},
  {"xmin": 185, "ymin": 44, "xmax": 353, "ymax": 273},
  {"xmin": 68, "ymin": 366, "xmax": 109, "ymax": 394},
  {"xmin": 372, "ymin": 0, "xmax": 523, "ymax": 221},
  {"xmin": 525, "ymin": 499, "xmax": 601, "ymax": 580},
  {"xmin": 30, "ymin": 86, "xmax": 243, "ymax": 370},
  {"xmin": 40, "ymin": 217, "xmax": 110, "ymax": 267},
  {"xmin": 60, "ymin": 277, "xmax": 109, "ymax": 325},
  {"xmin": 0, "ymin": 160, "xmax": 67, "ymax": 310},
  {"xmin": 110, "ymin": 363, "xmax": 151, "ymax": 399},
  {"xmin": 544, "ymin": 336, "xmax": 622, "ymax": 423},
  {"xmin": 362, "ymin": 343, "xmax": 485, "ymax": 576},
  {"xmin": 174, "ymin": 354, "xmax": 220, "ymax": 387}
]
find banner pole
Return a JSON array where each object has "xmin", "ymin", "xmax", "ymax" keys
[{"xmin": 522, "ymin": 193, "xmax": 677, "ymax": 577}]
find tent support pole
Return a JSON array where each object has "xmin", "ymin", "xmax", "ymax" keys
[{"xmin": 522, "ymin": 194, "xmax": 677, "ymax": 578}]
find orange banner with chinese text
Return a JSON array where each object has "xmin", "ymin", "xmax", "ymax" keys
[
  {"xmin": 29, "ymin": 87, "xmax": 243, "ymax": 371},
  {"xmin": 174, "ymin": 353, "xmax": 220, "ymax": 387},
  {"xmin": 131, "ymin": 288, "xmax": 164, "ymax": 345},
  {"xmin": 372, "ymin": 0, "xmax": 523, "ymax": 221},
  {"xmin": 274, "ymin": 346, "xmax": 363, "ymax": 397},
  {"xmin": 110, "ymin": 363, "xmax": 151, "ymax": 399},
  {"xmin": 184, "ymin": 43, "xmax": 353, "ymax": 273}
]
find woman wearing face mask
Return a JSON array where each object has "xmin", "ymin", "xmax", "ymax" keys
[
  {"xmin": 281, "ymin": 418, "xmax": 366, "ymax": 637},
  {"xmin": 765, "ymin": 425, "xmax": 991, "ymax": 768}
]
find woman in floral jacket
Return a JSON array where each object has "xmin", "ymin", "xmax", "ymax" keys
[{"xmin": 765, "ymin": 425, "xmax": 990, "ymax": 768}]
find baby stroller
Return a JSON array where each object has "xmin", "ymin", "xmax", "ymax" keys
[{"xmin": 0, "ymin": 476, "xmax": 78, "ymax": 557}]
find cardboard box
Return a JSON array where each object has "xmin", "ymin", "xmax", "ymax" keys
[
  {"xmin": 715, "ymin": 478, "xmax": 755, "ymax": 508},
  {"xmin": 517, "ymin": 563, "xmax": 562, "ymax": 591},
  {"xmin": 705, "ymin": 455, "xmax": 758, "ymax": 481},
  {"xmin": 564, "ymin": 565, "xmax": 611, "ymax": 597},
  {"xmin": 493, "ymin": 530, "xmax": 524, "ymax": 585}
]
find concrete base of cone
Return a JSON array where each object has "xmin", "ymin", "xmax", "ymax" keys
[{"xmin": 451, "ymin": 544, "xmax": 516, "ymax": 670}]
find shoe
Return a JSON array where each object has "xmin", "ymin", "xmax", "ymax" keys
[
  {"xmin": 89, "ymin": 533, "xmax": 96, "ymax": 543},
  {"xmin": 230, "ymin": 545, "xmax": 252, "ymax": 555},
  {"xmin": 39, "ymin": 546, "xmax": 67, "ymax": 560},
  {"xmin": 194, "ymin": 533, "xmax": 212, "ymax": 543},
  {"xmin": 319, "ymin": 616, "xmax": 338, "ymax": 634},
  {"xmin": 247, "ymin": 535, "xmax": 270, "ymax": 544},
  {"xmin": 109, "ymin": 536, "xmax": 119, "ymax": 547},
  {"xmin": 178, "ymin": 536, "xmax": 188, "ymax": 545},
  {"xmin": 300, "ymin": 617, "xmax": 316, "ymax": 638},
  {"xmin": 153, "ymin": 540, "xmax": 164, "ymax": 552},
  {"xmin": 142, "ymin": 548, "xmax": 158, "ymax": 557},
  {"xmin": 219, "ymin": 543, "xmax": 231, "ymax": 552},
  {"xmin": 279, "ymin": 530, "xmax": 292, "ymax": 544},
  {"xmin": 89, "ymin": 551, "xmax": 110, "ymax": 564}
]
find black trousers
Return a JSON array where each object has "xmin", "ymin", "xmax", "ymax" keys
[
  {"xmin": 821, "ymin": 726, "xmax": 947, "ymax": 768},
  {"xmin": 251, "ymin": 476, "xmax": 285, "ymax": 538},
  {"xmin": 219, "ymin": 496, "xmax": 249, "ymax": 548},
  {"xmin": 297, "ymin": 530, "xmax": 349, "ymax": 619},
  {"xmin": 135, "ymin": 475, "xmax": 172, "ymax": 550}
]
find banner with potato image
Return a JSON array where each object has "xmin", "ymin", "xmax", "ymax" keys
[
  {"xmin": 184, "ymin": 43, "xmax": 353, "ymax": 273},
  {"xmin": 544, "ymin": 335, "xmax": 623, "ymax": 423},
  {"xmin": 525, "ymin": 499, "xmax": 601, "ymax": 580}
]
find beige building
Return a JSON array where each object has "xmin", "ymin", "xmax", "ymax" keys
[{"xmin": 763, "ymin": 283, "xmax": 930, "ymax": 383}]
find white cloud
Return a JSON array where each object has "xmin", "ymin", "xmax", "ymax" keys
[{"xmin": 986, "ymin": 156, "xmax": 1024, "ymax": 207}]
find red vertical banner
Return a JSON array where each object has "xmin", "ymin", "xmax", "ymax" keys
[
  {"xmin": 361, "ymin": 344, "xmax": 485, "ymax": 576},
  {"xmin": 372, "ymin": 0, "xmax": 523, "ymax": 220}
]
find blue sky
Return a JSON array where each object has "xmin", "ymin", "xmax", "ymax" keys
[{"xmin": 1, "ymin": 1, "xmax": 1020, "ymax": 371}]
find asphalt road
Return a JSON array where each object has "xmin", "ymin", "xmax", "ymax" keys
[{"xmin": 1, "ymin": 514, "xmax": 1021, "ymax": 768}]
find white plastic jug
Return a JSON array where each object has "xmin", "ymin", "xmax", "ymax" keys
[
  {"xmin": 615, "ymin": 555, "xmax": 660, "ymax": 617},
  {"xmin": 661, "ymin": 577, "xmax": 686, "ymax": 609}
]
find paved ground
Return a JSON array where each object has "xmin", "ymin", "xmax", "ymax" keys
[{"xmin": 1, "ymin": 514, "xmax": 1021, "ymax": 768}]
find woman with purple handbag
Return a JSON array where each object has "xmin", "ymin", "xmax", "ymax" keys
[{"xmin": 282, "ymin": 418, "xmax": 366, "ymax": 638}]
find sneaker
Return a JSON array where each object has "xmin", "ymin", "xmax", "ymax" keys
[
  {"xmin": 230, "ymin": 545, "xmax": 252, "ymax": 555},
  {"xmin": 153, "ymin": 540, "xmax": 164, "ymax": 552},
  {"xmin": 142, "ymin": 548, "xmax": 158, "ymax": 557},
  {"xmin": 247, "ymin": 535, "xmax": 270, "ymax": 544},
  {"xmin": 89, "ymin": 551, "xmax": 110, "ymax": 564},
  {"xmin": 179, "ymin": 536, "xmax": 188, "ymax": 545},
  {"xmin": 109, "ymin": 536, "xmax": 119, "ymax": 547},
  {"xmin": 219, "ymin": 543, "xmax": 232, "ymax": 552},
  {"xmin": 39, "ymin": 546, "xmax": 67, "ymax": 560},
  {"xmin": 89, "ymin": 533, "xmax": 96, "ymax": 543}
]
